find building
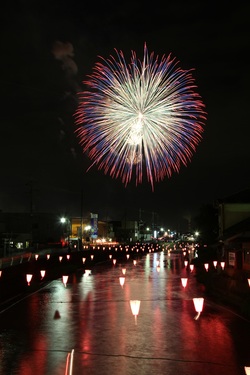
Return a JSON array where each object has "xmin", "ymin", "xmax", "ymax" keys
[{"xmin": 217, "ymin": 188, "xmax": 250, "ymax": 272}]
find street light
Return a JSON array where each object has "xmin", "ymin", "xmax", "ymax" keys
[{"xmin": 60, "ymin": 217, "xmax": 71, "ymax": 248}]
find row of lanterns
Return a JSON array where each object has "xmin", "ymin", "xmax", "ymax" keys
[
  {"xmin": 184, "ymin": 260, "xmax": 226, "ymax": 271},
  {"xmin": 4, "ymin": 249, "xmax": 250, "ymax": 374}
]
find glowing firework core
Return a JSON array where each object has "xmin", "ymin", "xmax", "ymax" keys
[{"xmin": 75, "ymin": 44, "xmax": 206, "ymax": 189}]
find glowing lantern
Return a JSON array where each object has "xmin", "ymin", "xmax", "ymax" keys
[
  {"xmin": 91, "ymin": 255, "xmax": 94, "ymax": 260},
  {"xmin": 46, "ymin": 254, "xmax": 50, "ymax": 260},
  {"xmin": 193, "ymin": 297, "xmax": 204, "ymax": 320},
  {"xmin": 220, "ymin": 261, "xmax": 225, "ymax": 270},
  {"xmin": 82, "ymin": 257, "xmax": 86, "ymax": 264},
  {"xmin": 130, "ymin": 300, "xmax": 141, "ymax": 324},
  {"xmin": 213, "ymin": 260, "xmax": 217, "ymax": 268},
  {"xmin": 0, "ymin": 270, "xmax": 2, "ymax": 277},
  {"xmin": 109, "ymin": 254, "xmax": 112, "ymax": 259},
  {"xmin": 59, "ymin": 256, "xmax": 63, "ymax": 262},
  {"xmin": 181, "ymin": 278, "xmax": 188, "ymax": 288},
  {"xmin": 67, "ymin": 254, "xmax": 70, "ymax": 260},
  {"xmin": 184, "ymin": 260, "xmax": 188, "ymax": 267},
  {"xmin": 190, "ymin": 264, "xmax": 194, "ymax": 272},
  {"xmin": 35, "ymin": 254, "xmax": 39, "ymax": 260},
  {"xmin": 113, "ymin": 259, "xmax": 117, "ymax": 265},
  {"xmin": 119, "ymin": 277, "xmax": 125, "ymax": 288},
  {"xmin": 133, "ymin": 260, "xmax": 137, "ymax": 266},
  {"xmin": 248, "ymin": 279, "xmax": 250, "ymax": 287},
  {"xmin": 40, "ymin": 270, "xmax": 46, "ymax": 279},
  {"xmin": 122, "ymin": 268, "xmax": 126, "ymax": 275},
  {"xmin": 26, "ymin": 274, "xmax": 33, "ymax": 286},
  {"xmin": 245, "ymin": 366, "xmax": 250, "ymax": 375},
  {"xmin": 204, "ymin": 263, "xmax": 209, "ymax": 271},
  {"xmin": 62, "ymin": 275, "xmax": 69, "ymax": 287},
  {"xmin": 126, "ymin": 254, "xmax": 130, "ymax": 259}
]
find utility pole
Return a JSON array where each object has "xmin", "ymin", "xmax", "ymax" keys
[
  {"xmin": 80, "ymin": 188, "xmax": 83, "ymax": 249},
  {"xmin": 26, "ymin": 180, "xmax": 34, "ymax": 247}
]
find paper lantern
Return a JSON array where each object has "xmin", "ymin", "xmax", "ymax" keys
[
  {"xmin": 220, "ymin": 261, "xmax": 225, "ymax": 270},
  {"xmin": 193, "ymin": 297, "xmax": 204, "ymax": 320},
  {"xmin": 26, "ymin": 274, "xmax": 33, "ymax": 286},
  {"xmin": 119, "ymin": 277, "xmax": 125, "ymax": 288},
  {"xmin": 62, "ymin": 275, "xmax": 69, "ymax": 287},
  {"xmin": 40, "ymin": 270, "xmax": 46, "ymax": 279},
  {"xmin": 181, "ymin": 278, "xmax": 188, "ymax": 288},
  {"xmin": 130, "ymin": 300, "xmax": 141, "ymax": 324}
]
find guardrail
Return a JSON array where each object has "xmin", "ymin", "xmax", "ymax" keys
[{"xmin": 0, "ymin": 253, "xmax": 33, "ymax": 269}]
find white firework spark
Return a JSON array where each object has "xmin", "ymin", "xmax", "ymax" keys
[{"xmin": 74, "ymin": 43, "xmax": 206, "ymax": 189}]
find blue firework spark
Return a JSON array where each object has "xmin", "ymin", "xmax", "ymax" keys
[{"xmin": 74, "ymin": 44, "xmax": 206, "ymax": 189}]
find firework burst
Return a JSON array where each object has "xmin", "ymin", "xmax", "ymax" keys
[{"xmin": 74, "ymin": 43, "xmax": 206, "ymax": 189}]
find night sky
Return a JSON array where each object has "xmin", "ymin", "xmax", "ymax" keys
[{"xmin": 1, "ymin": 1, "xmax": 249, "ymax": 231}]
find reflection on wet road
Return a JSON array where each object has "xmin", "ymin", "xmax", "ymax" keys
[{"xmin": 0, "ymin": 250, "xmax": 249, "ymax": 375}]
